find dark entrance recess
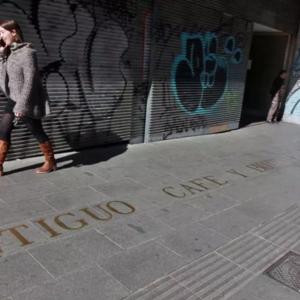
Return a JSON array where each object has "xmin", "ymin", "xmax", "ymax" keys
[{"xmin": 241, "ymin": 26, "xmax": 289, "ymax": 127}]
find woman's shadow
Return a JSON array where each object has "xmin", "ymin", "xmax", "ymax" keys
[{"xmin": 5, "ymin": 133, "xmax": 128, "ymax": 175}]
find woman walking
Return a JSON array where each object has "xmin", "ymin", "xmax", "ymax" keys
[
  {"xmin": 267, "ymin": 70, "xmax": 287, "ymax": 124},
  {"xmin": 0, "ymin": 19, "xmax": 56, "ymax": 176}
]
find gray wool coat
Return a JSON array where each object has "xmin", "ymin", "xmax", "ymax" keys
[{"xmin": 0, "ymin": 42, "xmax": 51, "ymax": 119}]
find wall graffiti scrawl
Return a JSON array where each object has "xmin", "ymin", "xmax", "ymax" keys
[
  {"xmin": 283, "ymin": 78, "xmax": 300, "ymax": 124},
  {"xmin": 171, "ymin": 32, "xmax": 243, "ymax": 115},
  {"xmin": 0, "ymin": 0, "xmax": 149, "ymax": 158},
  {"xmin": 148, "ymin": 0, "xmax": 249, "ymax": 143}
]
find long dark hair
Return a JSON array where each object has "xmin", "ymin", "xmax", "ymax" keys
[{"xmin": 0, "ymin": 19, "xmax": 24, "ymax": 43}]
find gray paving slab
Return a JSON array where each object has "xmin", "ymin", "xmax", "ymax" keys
[
  {"xmin": 234, "ymin": 199, "xmax": 283, "ymax": 223},
  {"xmin": 41, "ymin": 187, "xmax": 108, "ymax": 210},
  {"xmin": 99, "ymin": 214, "xmax": 173, "ymax": 249},
  {"xmin": 0, "ymin": 176, "xmax": 14, "ymax": 187},
  {"xmin": 226, "ymin": 289, "xmax": 261, "ymax": 300},
  {"xmin": 0, "ymin": 221, "xmax": 47, "ymax": 255},
  {"xmin": 171, "ymin": 252, "xmax": 254, "ymax": 300},
  {"xmin": 219, "ymin": 180, "xmax": 268, "ymax": 203},
  {"xmin": 124, "ymin": 276, "xmax": 201, "ymax": 300},
  {"xmin": 99, "ymin": 241, "xmax": 188, "ymax": 292},
  {"xmin": 216, "ymin": 233, "xmax": 287, "ymax": 275},
  {"xmin": 0, "ymin": 198, "xmax": 55, "ymax": 225},
  {"xmin": 150, "ymin": 202, "xmax": 209, "ymax": 229},
  {"xmin": 6, "ymin": 169, "xmax": 66, "ymax": 184},
  {"xmin": 242, "ymin": 275, "xmax": 300, "ymax": 300},
  {"xmin": 45, "ymin": 169, "xmax": 107, "ymax": 189},
  {"xmin": 188, "ymin": 192, "xmax": 239, "ymax": 215},
  {"xmin": 0, "ymin": 252, "xmax": 53, "ymax": 299},
  {"xmin": 157, "ymin": 222, "xmax": 229, "ymax": 261},
  {"xmin": 0, "ymin": 180, "xmax": 59, "ymax": 203},
  {"xmin": 30, "ymin": 207, "xmax": 96, "ymax": 240},
  {"xmin": 2, "ymin": 123, "xmax": 300, "ymax": 300},
  {"xmin": 91, "ymin": 178, "xmax": 150, "ymax": 199},
  {"xmin": 29, "ymin": 229, "xmax": 122, "ymax": 277},
  {"xmin": 253, "ymin": 218, "xmax": 300, "ymax": 250},
  {"xmin": 12, "ymin": 265, "xmax": 129, "ymax": 300},
  {"xmin": 129, "ymin": 174, "xmax": 180, "ymax": 189},
  {"xmin": 137, "ymin": 188, "xmax": 184, "ymax": 208},
  {"xmin": 254, "ymin": 188, "xmax": 300, "ymax": 210},
  {"xmin": 293, "ymin": 242, "xmax": 300, "ymax": 254},
  {"xmin": 200, "ymin": 207, "xmax": 261, "ymax": 239}
]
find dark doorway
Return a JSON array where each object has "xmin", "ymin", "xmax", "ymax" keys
[{"xmin": 241, "ymin": 25, "xmax": 289, "ymax": 127}]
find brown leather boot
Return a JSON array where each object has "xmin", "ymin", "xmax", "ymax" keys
[
  {"xmin": 0, "ymin": 140, "xmax": 10, "ymax": 177},
  {"xmin": 36, "ymin": 140, "xmax": 57, "ymax": 174}
]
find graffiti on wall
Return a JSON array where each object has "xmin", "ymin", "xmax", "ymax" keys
[
  {"xmin": 171, "ymin": 33, "xmax": 243, "ymax": 115},
  {"xmin": 283, "ymin": 79, "xmax": 300, "ymax": 118},
  {"xmin": 0, "ymin": 0, "xmax": 148, "ymax": 154},
  {"xmin": 153, "ymin": 14, "xmax": 247, "ymax": 140},
  {"xmin": 292, "ymin": 47, "xmax": 300, "ymax": 77}
]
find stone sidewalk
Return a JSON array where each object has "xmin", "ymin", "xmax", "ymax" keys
[{"xmin": 1, "ymin": 123, "xmax": 300, "ymax": 300}]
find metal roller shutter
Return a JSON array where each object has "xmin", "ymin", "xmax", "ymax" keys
[
  {"xmin": 147, "ymin": 0, "xmax": 252, "ymax": 142},
  {"xmin": 0, "ymin": 0, "xmax": 150, "ymax": 160}
]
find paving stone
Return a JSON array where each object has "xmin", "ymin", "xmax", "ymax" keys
[
  {"xmin": 78, "ymin": 164, "xmax": 144, "ymax": 182},
  {"xmin": 253, "ymin": 218, "xmax": 300, "ymax": 249},
  {"xmin": 226, "ymin": 289, "xmax": 261, "ymax": 300},
  {"xmin": 0, "ymin": 221, "xmax": 47, "ymax": 255},
  {"xmin": 1, "ymin": 198, "xmax": 55, "ymax": 223},
  {"xmin": 29, "ymin": 229, "xmax": 122, "ymax": 277},
  {"xmin": 30, "ymin": 207, "xmax": 96, "ymax": 240},
  {"xmin": 171, "ymin": 252, "xmax": 254, "ymax": 300},
  {"xmin": 129, "ymin": 174, "xmax": 180, "ymax": 189},
  {"xmin": 138, "ymin": 189, "xmax": 184, "ymax": 208},
  {"xmin": 45, "ymin": 170, "xmax": 107, "ymax": 189},
  {"xmin": 0, "ymin": 204, "xmax": 19, "ymax": 227},
  {"xmin": 200, "ymin": 207, "xmax": 260, "ymax": 239},
  {"xmin": 157, "ymin": 222, "xmax": 229, "ymax": 261},
  {"xmin": 99, "ymin": 241, "xmax": 187, "ymax": 292},
  {"xmin": 293, "ymin": 242, "xmax": 300, "ymax": 254},
  {"xmin": 41, "ymin": 187, "xmax": 108, "ymax": 210},
  {"xmin": 234, "ymin": 199, "xmax": 283, "ymax": 223},
  {"xmin": 242, "ymin": 275, "xmax": 300, "ymax": 300},
  {"xmin": 0, "ymin": 252, "xmax": 53, "ymax": 299},
  {"xmin": 277, "ymin": 204, "xmax": 300, "ymax": 227},
  {"xmin": 219, "ymin": 180, "xmax": 266, "ymax": 203},
  {"xmin": 124, "ymin": 276, "xmax": 200, "ymax": 300},
  {"xmin": 188, "ymin": 192, "xmax": 239, "ymax": 215},
  {"xmin": 217, "ymin": 233, "xmax": 287, "ymax": 274},
  {"xmin": 100, "ymin": 214, "xmax": 173, "ymax": 249},
  {"xmin": 7, "ymin": 169, "xmax": 66, "ymax": 184},
  {"xmin": 12, "ymin": 265, "xmax": 129, "ymax": 300},
  {"xmin": 150, "ymin": 202, "xmax": 209, "ymax": 229},
  {"xmin": 0, "ymin": 180, "xmax": 59, "ymax": 203},
  {"xmin": 253, "ymin": 189, "xmax": 300, "ymax": 210},
  {"xmin": 0, "ymin": 177, "xmax": 14, "ymax": 187},
  {"xmin": 91, "ymin": 178, "xmax": 149, "ymax": 199}
]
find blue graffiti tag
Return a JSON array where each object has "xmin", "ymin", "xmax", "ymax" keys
[{"xmin": 171, "ymin": 32, "xmax": 243, "ymax": 115}]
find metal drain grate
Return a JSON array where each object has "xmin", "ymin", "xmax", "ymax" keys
[{"xmin": 265, "ymin": 251, "xmax": 300, "ymax": 293}]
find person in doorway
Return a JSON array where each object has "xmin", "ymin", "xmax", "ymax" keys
[
  {"xmin": 0, "ymin": 19, "xmax": 56, "ymax": 176},
  {"xmin": 266, "ymin": 70, "xmax": 287, "ymax": 124}
]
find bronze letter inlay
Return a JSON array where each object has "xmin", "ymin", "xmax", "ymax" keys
[
  {"xmin": 34, "ymin": 219, "xmax": 62, "ymax": 238},
  {"xmin": 0, "ymin": 225, "xmax": 34, "ymax": 249},
  {"xmin": 106, "ymin": 201, "xmax": 136, "ymax": 215},
  {"xmin": 81, "ymin": 207, "xmax": 113, "ymax": 221},
  {"xmin": 162, "ymin": 187, "xmax": 186, "ymax": 198},
  {"xmin": 54, "ymin": 213, "xmax": 88, "ymax": 231}
]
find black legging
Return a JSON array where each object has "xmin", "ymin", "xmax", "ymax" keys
[{"xmin": 0, "ymin": 100, "xmax": 49, "ymax": 143}]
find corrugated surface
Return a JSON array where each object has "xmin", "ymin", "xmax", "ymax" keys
[
  {"xmin": 0, "ymin": 0, "xmax": 151, "ymax": 159},
  {"xmin": 148, "ymin": 0, "xmax": 252, "ymax": 141},
  {"xmin": 186, "ymin": 0, "xmax": 300, "ymax": 34}
]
